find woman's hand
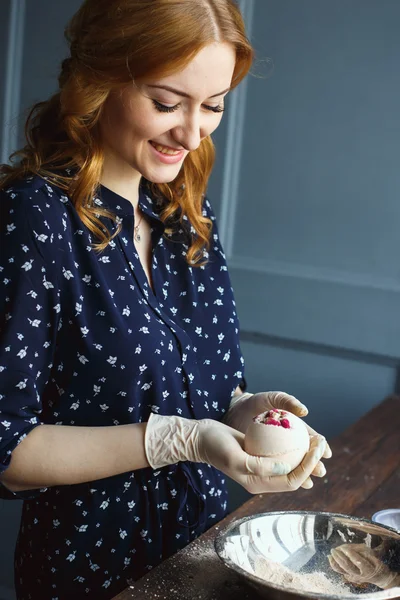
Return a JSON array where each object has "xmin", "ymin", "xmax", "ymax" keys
[
  {"xmin": 196, "ymin": 418, "xmax": 327, "ymax": 493},
  {"xmin": 145, "ymin": 414, "xmax": 327, "ymax": 494},
  {"xmin": 223, "ymin": 391, "xmax": 332, "ymax": 488}
]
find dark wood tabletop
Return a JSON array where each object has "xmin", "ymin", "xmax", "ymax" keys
[{"xmin": 113, "ymin": 395, "xmax": 400, "ymax": 600}]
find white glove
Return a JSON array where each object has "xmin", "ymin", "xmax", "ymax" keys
[
  {"xmin": 223, "ymin": 391, "xmax": 332, "ymax": 489},
  {"xmin": 145, "ymin": 413, "xmax": 327, "ymax": 494}
]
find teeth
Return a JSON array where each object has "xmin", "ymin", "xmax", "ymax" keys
[{"xmin": 152, "ymin": 142, "xmax": 181, "ymax": 156}]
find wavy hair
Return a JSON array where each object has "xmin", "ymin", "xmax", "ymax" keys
[{"xmin": 0, "ymin": 0, "xmax": 253, "ymax": 264}]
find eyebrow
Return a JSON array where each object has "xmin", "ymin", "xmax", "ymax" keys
[{"xmin": 146, "ymin": 84, "xmax": 231, "ymax": 99}]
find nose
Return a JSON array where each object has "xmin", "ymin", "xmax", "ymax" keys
[{"xmin": 172, "ymin": 111, "xmax": 204, "ymax": 152}]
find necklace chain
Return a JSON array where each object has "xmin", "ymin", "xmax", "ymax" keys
[{"xmin": 134, "ymin": 209, "xmax": 144, "ymax": 242}]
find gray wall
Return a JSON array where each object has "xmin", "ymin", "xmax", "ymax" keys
[
  {"xmin": 0, "ymin": 0, "xmax": 14, "ymax": 166},
  {"xmin": 2, "ymin": 1, "xmax": 400, "ymax": 598},
  {"xmin": 224, "ymin": 0, "xmax": 400, "ymax": 424},
  {"xmin": 210, "ymin": 0, "xmax": 400, "ymax": 508},
  {"xmin": 212, "ymin": 0, "xmax": 400, "ymax": 507}
]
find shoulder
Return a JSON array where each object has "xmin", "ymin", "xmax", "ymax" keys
[
  {"xmin": 202, "ymin": 196, "xmax": 217, "ymax": 222},
  {"xmin": 200, "ymin": 195, "xmax": 228, "ymax": 263},
  {"xmin": 202, "ymin": 195, "xmax": 222, "ymax": 244},
  {"xmin": 1, "ymin": 175, "xmax": 71, "ymax": 255},
  {"xmin": 1, "ymin": 174, "xmax": 71, "ymax": 215}
]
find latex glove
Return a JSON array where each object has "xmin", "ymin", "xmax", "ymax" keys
[
  {"xmin": 223, "ymin": 391, "xmax": 332, "ymax": 489},
  {"xmin": 145, "ymin": 413, "xmax": 327, "ymax": 494},
  {"xmin": 328, "ymin": 543, "xmax": 400, "ymax": 589}
]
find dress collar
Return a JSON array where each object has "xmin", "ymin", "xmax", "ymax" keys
[
  {"xmin": 96, "ymin": 181, "xmax": 164, "ymax": 223},
  {"xmin": 59, "ymin": 167, "xmax": 166, "ymax": 228}
]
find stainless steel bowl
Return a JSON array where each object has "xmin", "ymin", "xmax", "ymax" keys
[{"xmin": 215, "ymin": 511, "xmax": 400, "ymax": 600}]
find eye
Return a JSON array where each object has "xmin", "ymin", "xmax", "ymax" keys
[
  {"xmin": 152, "ymin": 99, "xmax": 225, "ymax": 114},
  {"xmin": 152, "ymin": 99, "xmax": 179, "ymax": 113},
  {"xmin": 203, "ymin": 104, "xmax": 225, "ymax": 114}
]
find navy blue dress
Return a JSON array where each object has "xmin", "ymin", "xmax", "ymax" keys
[{"xmin": 0, "ymin": 174, "xmax": 245, "ymax": 599}]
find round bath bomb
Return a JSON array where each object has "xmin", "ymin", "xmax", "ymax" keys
[{"xmin": 244, "ymin": 409, "xmax": 309, "ymax": 470}]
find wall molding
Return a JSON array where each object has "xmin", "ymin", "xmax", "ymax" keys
[
  {"xmin": 239, "ymin": 329, "xmax": 399, "ymax": 368},
  {"xmin": 218, "ymin": 0, "xmax": 255, "ymax": 256},
  {"xmin": 229, "ymin": 254, "xmax": 400, "ymax": 293},
  {"xmin": 229, "ymin": 262, "xmax": 400, "ymax": 359},
  {"xmin": 1, "ymin": 0, "xmax": 26, "ymax": 164}
]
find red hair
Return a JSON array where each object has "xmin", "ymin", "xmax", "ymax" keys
[{"xmin": 0, "ymin": 0, "xmax": 253, "ymax": 264}]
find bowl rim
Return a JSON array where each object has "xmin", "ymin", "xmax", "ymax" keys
[{"xmin": 214, "ymin": 510, "xmax": 400, "ymax": 600}]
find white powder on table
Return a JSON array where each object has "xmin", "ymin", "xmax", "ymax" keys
[{"xmin": 252, "ymin": 557, "xmax": 355, "ymax": 596}]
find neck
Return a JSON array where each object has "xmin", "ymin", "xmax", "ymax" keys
[{"xmin": 100, "ymin": 149, "xmax": 142, "ymax": 209}]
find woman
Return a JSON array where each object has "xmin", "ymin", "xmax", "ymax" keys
[{"xmin": 0, "ymin": 0, "xmax": 331, "ymax": 598}]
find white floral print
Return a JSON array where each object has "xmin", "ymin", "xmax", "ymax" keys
[{"xmin": 0, "ymin": 175, "xmax": 245, "ymax": 599}]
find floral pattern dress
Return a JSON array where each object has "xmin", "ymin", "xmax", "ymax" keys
[{"xmin": 0, "ymin": 174, "xmax": 245, "ymax": 599}]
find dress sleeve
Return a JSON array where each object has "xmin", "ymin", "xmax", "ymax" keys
[{"xmin": 0, "ymin": 188, "xmax": 61, "ymax": 498}]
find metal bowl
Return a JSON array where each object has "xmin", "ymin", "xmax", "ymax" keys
[{"xmin": 215, "ymin": 511, "xmax": 400, "ymax": 600}]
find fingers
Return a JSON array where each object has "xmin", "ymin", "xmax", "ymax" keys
[
  {"xmin": 301, "ymin": 477, "xmax": 313, "ymax": 489},
  {"xmin": 244, "ymin": 435, "xmax": 325, "ymax": 493},
  {"xmin": 286, "ymin": 435, "xmax": 326, "ymax": 491},
  {"xmin": 245, "ymin": 453, "xmax": 292, "ymax": 477},
  {"xmin": 245, "ymin": 448, "xmax": 325, "ymax": 490},
  {"xmin": 304, "ymin": 422, "xmax": 332, "ymax": 459},
  {"xmin": 330, "ymin": 547, "xmax": 360, "ymax": 574},
  {"xmin": 335, "ymin": 545, "xmax": 376, "ymax": 572},
  {"xmin": 266, "ymin": 391, "xmax": 309, "ymax": 418},
  {"xmin": 300, "ymin": 459, "xmax": 326, "ymax": 489},
  {"xmin": 328, "ymin": 554, "xmax": 348, "ymax": 576},
  {"xmin": 311, "ymin": 461, "xmax": 326, "ymax": 478},
  {"xmin": 237, "ymin": 428, "xmax": 328, "ymax": 494}
]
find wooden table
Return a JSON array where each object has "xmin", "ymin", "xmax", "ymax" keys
[{"xmin": 113, "ymin": 395, "xmax": 400, "ymax": 600}]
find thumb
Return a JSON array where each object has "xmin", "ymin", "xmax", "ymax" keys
[
  {"xmin": 266, "ymin": 391, "xmax": 309, "ymax": 417},
  {"xmin": 245, "ymin": 453, "xmax": 292, "ymax": 477}
]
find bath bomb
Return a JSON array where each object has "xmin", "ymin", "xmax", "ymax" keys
[{"xmin": 244, "ymin": 409, "xmax": 309, "ymax": 470}]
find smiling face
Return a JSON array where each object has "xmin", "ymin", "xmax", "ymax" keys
[{"xmin": 98, "ymin": 43, "xmax": 236, "ymax": 193}]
